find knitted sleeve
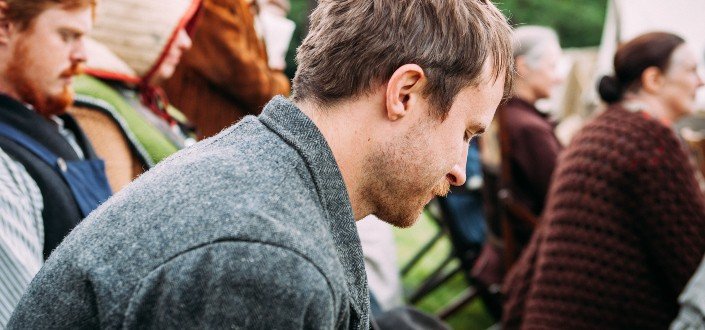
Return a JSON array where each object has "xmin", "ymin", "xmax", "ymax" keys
[
  {"xmin": 501, "ymin": 110, "xmax": 705, "ymax": 330},
  {"xmin": 632, "ymin": 125, "xmax": 705, "ymax": 296}
]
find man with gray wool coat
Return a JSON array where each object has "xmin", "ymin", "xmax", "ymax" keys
[{"xmin": 9, "ymin": 0, "xmax": 513, "ymax": 328}]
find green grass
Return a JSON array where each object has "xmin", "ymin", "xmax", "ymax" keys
[{"xmin": 394, "ymin": 212, "xmax": 495, "ymax": 330}]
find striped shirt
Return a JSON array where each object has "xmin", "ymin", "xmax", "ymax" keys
[{"xmin": 0, "ymin": 147, "xmax": 43, "ymax": 327}]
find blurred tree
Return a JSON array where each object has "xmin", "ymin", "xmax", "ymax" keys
[
  {"xmin": 284, "ymin": 0, "xmax": 311, "ymax": 78},
  {"xmin": 284, "ymin": 0, "xmax": 609, "ymax": 78},
  {"xmin": 494, "ymin": 0, "xmax": 608, "ymax": 48}
]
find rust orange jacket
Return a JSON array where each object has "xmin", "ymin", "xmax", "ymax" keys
[{"xmin": 162, "ymin": 0, "xmax": 291, "ymax": 139}]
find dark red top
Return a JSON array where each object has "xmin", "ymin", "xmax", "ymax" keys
[
  {"xmin": 498, "ymin": 97, "xmax": 562, "ymax": 215},
  {"xmin": 498, "ymin": 97, "xmax": 562, "ymax": 244},
  {"xmin": 502, "ymin": 105, "xmax": 705, "ymax": 329}
]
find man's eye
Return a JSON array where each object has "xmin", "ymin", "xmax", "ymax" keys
[{"xmin": 60, "ymin": 31, "xmax": 79, "ymax": 42}]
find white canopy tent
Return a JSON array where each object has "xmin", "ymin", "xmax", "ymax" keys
[
  {"xmin": 596, "ymin": 0, "xmax": 705, "ymax": 178},
  {"xmin": 552, "ymin": 0, "xmax": 705, "ymax": 144},
  {"xmin": 490, "ymin": 1, "xmax": 705, "ymax": 164},
  {"xmin": 595, "ymin": 0, "xmax": 705, "ymax": 111}
]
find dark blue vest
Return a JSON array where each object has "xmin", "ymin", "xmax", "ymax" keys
[{"xmin": 0, "ymin": 94, "xmax": 111, "ymax": 259}]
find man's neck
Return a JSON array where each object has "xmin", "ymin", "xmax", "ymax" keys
[
  {"xmin": 0, "ymin": 77, "xmax": 21, "ymax": 102},
  {"xmin": 295, "ymin": 98, "xmax": 375, "ymax": 221},
  {"xmin": 0, "ymin": 52, "xmax": 17, "ymax": 97}
]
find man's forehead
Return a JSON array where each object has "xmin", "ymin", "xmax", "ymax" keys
[
  {"xmin": 469, "ymin": 67, "xmax": 507, "ymax": 102},
  {"xmin": 477, "ymin": 58, "xmax": 512, "ymax": 99},
  {"xmin": 466, "ymin": 120, "xmax": 486, "ymax": 134},
  {"xmin": 461, "ymin": 72, "xmax": 505, "ymax": 127},
  {"xmin": 33, "ymin": 5, "xmax": 93, "ymax": 32}
]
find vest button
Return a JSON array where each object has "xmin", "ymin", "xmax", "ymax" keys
[{"xmin": 57, "ymin": 158, "xmax": 67, "ymax": 172}]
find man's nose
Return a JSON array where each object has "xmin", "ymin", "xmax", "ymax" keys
[
  {"xmin": 71, "ymin": 39, "xmax": 88, "ymax": 63},
  {"xmin": 447, "ymin": 163, "xmax": 467, "ymax": 187}
]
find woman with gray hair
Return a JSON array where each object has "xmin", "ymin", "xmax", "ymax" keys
[
  {"xmin": 494, "ymin": 25, "xmax": 564, "ymax": 263},
  {"xmin": 504, "ymin": 31, "xmax": 705, "ymax": 330}
]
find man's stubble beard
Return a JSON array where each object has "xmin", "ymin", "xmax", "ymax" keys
[
  {"xmin": 360, "ymin": 123, "xmax": 451, "ymax": 229},
  {"xmin": 6, "ymin": 38, "xmax": 80, "ymax": 117}
]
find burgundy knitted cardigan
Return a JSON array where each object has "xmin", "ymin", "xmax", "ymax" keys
[{"xmin": 502, "ymin": 105, "xmax": 705, "ymax": 330}]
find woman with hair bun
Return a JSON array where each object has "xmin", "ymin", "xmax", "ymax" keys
[{"xmin": 503, "ymin": 32, "xmax": 705, "ymax": 329}]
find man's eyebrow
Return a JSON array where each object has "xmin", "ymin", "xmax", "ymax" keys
[
  {"xmin": 468, "ymin": 122, "xmax": 486, "ymax": 135},
  {"xmin": 59, "ymin": 26, "xmax": 86, "ymax": 35}
]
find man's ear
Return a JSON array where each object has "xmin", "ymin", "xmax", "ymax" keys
[
  {"xmin": 0, "ymin": 1, "xmax": 12, "ymax": 45},
  {"xmin": 641, "ymin": 66, "xmax": 663, "ymax": 94},
  {"xmin": 385, "ymin": 64, "xmax": 425, "ymax": 121}
]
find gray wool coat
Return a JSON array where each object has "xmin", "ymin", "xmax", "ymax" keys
[{"xmin": 8, "ymin": 96, "xmax": 370, "ymax": 329}]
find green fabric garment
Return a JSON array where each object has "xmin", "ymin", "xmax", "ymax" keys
[{"xmin": 73, "ymin": 75, "xmax": 179, "ymax": 165}]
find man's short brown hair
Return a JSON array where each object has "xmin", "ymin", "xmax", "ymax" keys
[
  {"xmin": 292, "ymin": 0, "xmax": 513, "ymax": 117},
  {"xmin": 3, "ymin": 0, "xmax": 96, "ymax": 31}
]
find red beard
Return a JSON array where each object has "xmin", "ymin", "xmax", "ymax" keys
[{"xmin": 6, "ymin": 39, "xmax": 82, "ymax": 117}]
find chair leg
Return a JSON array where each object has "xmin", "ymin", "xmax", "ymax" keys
[
  {"xmin": 475, "ymin": 281, "xmax": 503, "ymax": 321},
  {"xmin": 408, "ymin": 254, "xmax": 461, "ymax": 304},
  {"xmin": 436, "ymin": 286, "xmax": 479, "ymax": 320},
  {"xmin": 400, "ymin": 229, "xmax": 444, "ymax": 276}
]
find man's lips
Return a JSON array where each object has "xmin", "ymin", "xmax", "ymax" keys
[
  {"xmin": 60, "ymin": 76, "xmax": 73, "ymax": 86},
  {"xmin": 58, "ymin": 63, "xmax": 83, "ymax": 85}
]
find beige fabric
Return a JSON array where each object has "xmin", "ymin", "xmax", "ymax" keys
[
  {"xmin": 355, "ymin": 215, "xmax": 403, "ymax": 312},
  {"xmin": 84, "ymin": 38, "xmax": 137, "ymax": 78},
  {"xmin": 88, "ymin": 0, "xmax": 196, "ymax": 78},
  {"xmin": 68, "ymin": 107, "xmax": 144, "ymax": 192}
]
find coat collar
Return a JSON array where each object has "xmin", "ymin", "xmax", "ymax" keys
[
  {"xmin": 258, "ymin": 96, "xmax": 369, "ymax": 325},
  {"xmin": 0, "ymin": 94, "xmax": 96, "ymax": 161},
  {"xmin": 505, "ymin": 96, "xmax": 549, "ymax": 118}
]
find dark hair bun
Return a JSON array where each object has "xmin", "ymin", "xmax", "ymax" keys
[{"xmin": 597, "ymin": 75, "xmax": 623, "ymax": 104}]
